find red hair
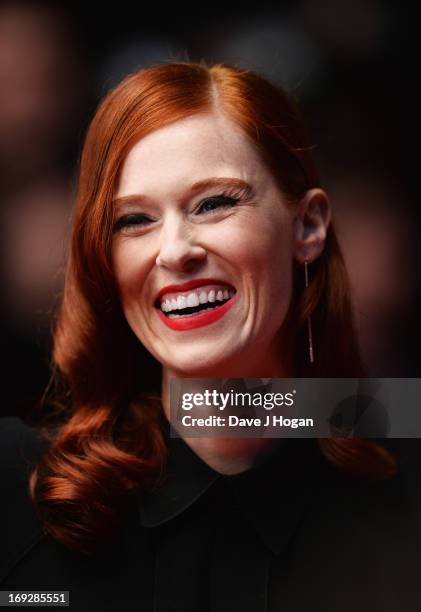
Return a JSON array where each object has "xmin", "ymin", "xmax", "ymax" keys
[{"xmin": 29, "ymin": 62, "xmax": 396, "ymax": 555}]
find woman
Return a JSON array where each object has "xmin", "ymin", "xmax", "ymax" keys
[{"xmin": 0, "ymin": 62, "xmax": 418, "ymax": 612}]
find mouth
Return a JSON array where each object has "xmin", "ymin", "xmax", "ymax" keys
[
  {"xmin": 154, "ymin": 284, "xmax": 238, "ymax": 330},
  {"xmin": 154, "ymin": 284, "xmax": 237, "ymax": 319}
]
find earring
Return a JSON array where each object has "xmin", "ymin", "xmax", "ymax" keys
[{"xmin": 304, "ymin": 260, "xmax": 314, "ymax": 364}]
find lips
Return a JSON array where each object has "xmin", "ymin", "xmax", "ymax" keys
[
  {"xmin": 156, "ymin": 290, "xmax": 238, "ymax": 331},
  {"xmin": 153, "ymin": 277, "xmax": 238, "ymax": 331}
]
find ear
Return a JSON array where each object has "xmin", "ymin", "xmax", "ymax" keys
[{"xmin": 293, "ymin": 188, "xmax": 331, "ymax": 263}]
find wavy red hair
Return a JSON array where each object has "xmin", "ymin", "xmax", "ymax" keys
[{"xmin": 29, "ymin": 62, "xmax": 396, "ymax": 555}]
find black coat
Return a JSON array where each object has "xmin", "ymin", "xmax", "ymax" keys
[{"xmin": 1, "ymin": 416, "xmax": 421, "ymax": 611}]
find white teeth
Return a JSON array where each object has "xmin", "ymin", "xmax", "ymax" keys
[
  {"xmin": 159, "ymin": 285, "xmax": 236, "ymax": 313},
  {"xmin": 186, "ymin": 292, "xmax": 200, "ymax": 307}
]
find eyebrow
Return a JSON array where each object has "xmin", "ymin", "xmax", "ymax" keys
[{"xmin": 111, "ymin": 177, "xmax": 254, "ymax": 208}]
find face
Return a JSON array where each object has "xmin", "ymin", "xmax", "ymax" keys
[{"xmin": 111, "ymin": 112, "xmax": 296, "ymax": 378}]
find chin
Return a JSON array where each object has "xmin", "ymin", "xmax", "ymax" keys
[{"xmin": 165, "ymin": 350, "xmax": 243, "ymax": 378}]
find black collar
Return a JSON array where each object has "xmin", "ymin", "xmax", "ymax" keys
[
  {"xmin": 138, "ymin": 434, "xmax": 220, "ymax": 528},
  {"xmin": 137, "ymin": 434, "xmax": 326, "ymax": 556}
]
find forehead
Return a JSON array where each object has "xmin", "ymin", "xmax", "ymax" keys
[{"xmin": 115, "ymin": 113, "xmax": 268, "ymax": 198}]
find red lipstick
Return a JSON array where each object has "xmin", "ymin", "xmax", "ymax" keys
[{"xmin": 156, "ymin": 292, "xmax": 238, "ymax": 331}]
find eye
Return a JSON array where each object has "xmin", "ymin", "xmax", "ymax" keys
[
  {"xmin": 112, "ymin": 213, "xmax": 154, "ymax": 233},
  {"xmin": 196, "ymin": 195, "xmax": 240, "ymax": 215}
]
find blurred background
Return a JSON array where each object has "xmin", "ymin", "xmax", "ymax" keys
[{"xmin": 1, "ymin": 0, "xmax": 419, "ymax": 419}]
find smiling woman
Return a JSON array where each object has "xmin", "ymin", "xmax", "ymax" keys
[
  {"xmin": 1, "ymin": 63, "xmax": 414, "ymax": 612},
  {"xmin": 111, "ymin": 111, "xmax": 300, "ymax": 381}
]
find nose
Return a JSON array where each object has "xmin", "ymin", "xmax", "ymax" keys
[{"xmin": 155, "ymin": 213, "xmax": 207, "ymax": 272}]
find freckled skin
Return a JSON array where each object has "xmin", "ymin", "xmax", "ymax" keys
[
  {"xmin": 112, "ymin": 113, "xmax": 294, "ymax": 380},
  {"xmin": 111, "ymin": 112, "xmax": 330, "ymax": 474}
]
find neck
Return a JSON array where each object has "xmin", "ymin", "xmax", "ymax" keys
[{"xmin": 161, "ymin": 354, "xmax": 286, "ymax": 475}]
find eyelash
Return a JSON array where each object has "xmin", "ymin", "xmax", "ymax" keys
[{"xmin": 112, "ymin": 193, "xmax": 242, "ymax": 233}]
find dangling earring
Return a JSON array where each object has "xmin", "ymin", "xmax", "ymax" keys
[{"xmin": 304, "ymin": 260, "xmax": 314, "ymax": 364}]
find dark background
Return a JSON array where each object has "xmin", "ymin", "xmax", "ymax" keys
[{"xmin": 0, "ymin": 0, "xmax": 419, "ymax": 419}]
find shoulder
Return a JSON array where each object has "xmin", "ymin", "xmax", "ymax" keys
[
  {"xmin": 0, "ymin": 417, "xmax": 51, "ymax": 583},
  {"xmin": 314, "ymin": 440, "xmax": 421, "ymax": 549}
]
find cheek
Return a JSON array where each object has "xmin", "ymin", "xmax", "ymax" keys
[
  {"xmin": 111, "ymin": 240, "xmax": 150, "ymax": 309},
  {"xmin": 212, "ymin": 213, "xmax": 293, "ymax": 276},
  {"xmin": 210, "ymin": 217, "xmax": 294, "ymax": 332}
]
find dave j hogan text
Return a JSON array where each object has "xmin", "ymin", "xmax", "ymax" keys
[{"xmin": 181, "ymin": 415, "xmax": 314, "ymax": 429}]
